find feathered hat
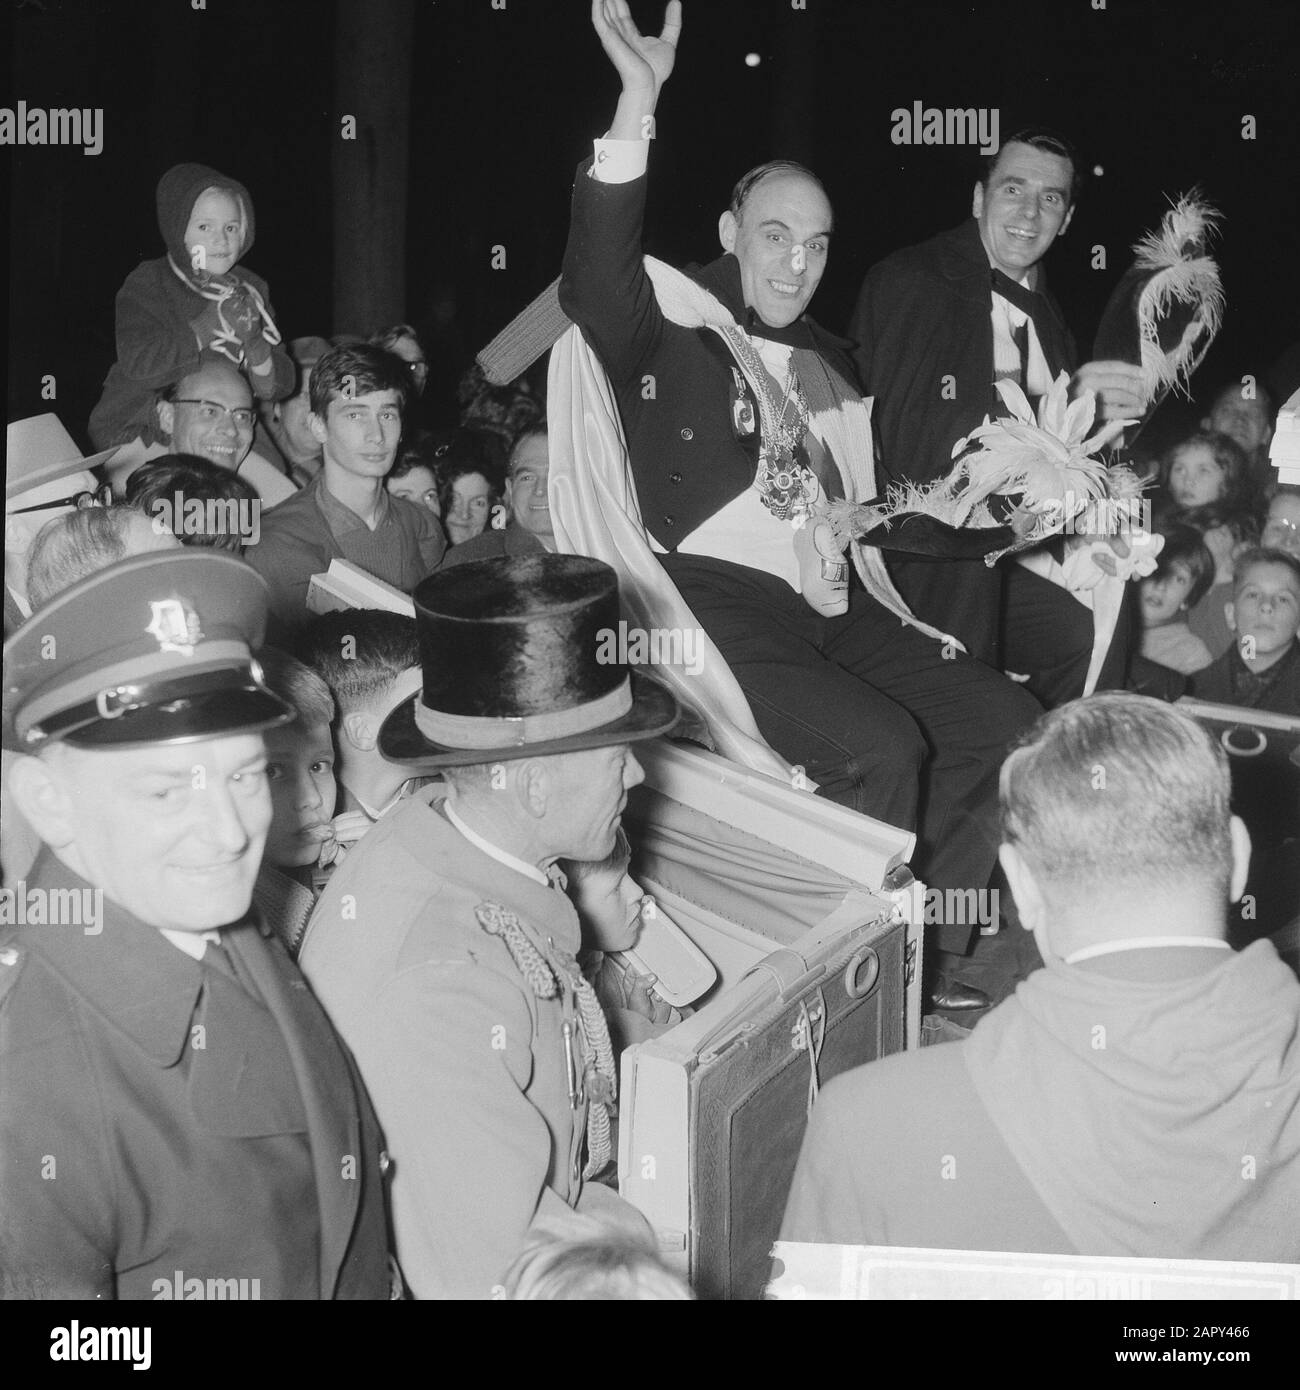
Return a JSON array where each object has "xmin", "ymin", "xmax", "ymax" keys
[
  {"xmin": 1092, "ymin": 190, "xmax": 1225, "ymax": 440},
  {"xmin": 835, "ymin": 372, "xmax": 1153, "ymax": 568}
]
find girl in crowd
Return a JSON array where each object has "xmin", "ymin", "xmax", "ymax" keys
[
  {"xmin": 1137, "ymin": 523, "xmax": 1216, "ymax": 674},
  {"xmin": 435, "ymin": 430, "xmax": 507, "ymax": 546},
  {"xmin": 1155, "ymin": 430, "xmax": 1263, "ymax": 657},
  {"xmin": 385, "ymin": 433, "xmax": 444, "ymax": 517}
]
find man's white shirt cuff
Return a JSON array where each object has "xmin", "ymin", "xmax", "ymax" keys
[{"xmin": 591, "ymin": 137, "xmax": 650, "ymax": 184}]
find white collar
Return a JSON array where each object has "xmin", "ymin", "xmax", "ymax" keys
[
  {"xmin": 444, "ymin": 800, "xmax": 550, "ymax": 888},
  {"xmin": 355, "ymin": 778, "xmax": 414, "ymax": 822},
  {"xmin": 1063, "ymin": 936, "xmax": 1232, "ymax": 965},
  {"xmin": 159, "ymin": 928, "xmax": 223, "ymax": 961}
]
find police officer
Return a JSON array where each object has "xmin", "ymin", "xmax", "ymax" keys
[{"xmin": 0, "ymin": 549, "xmax": 391, "ymax": 1298}]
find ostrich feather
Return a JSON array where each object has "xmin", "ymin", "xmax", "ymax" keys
[{"xmin": 1131, "ymin": 191, "xmax": 1225, "ymax": 397}]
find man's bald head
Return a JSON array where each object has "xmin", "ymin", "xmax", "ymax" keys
[
  {"xmin": 157, "ymin": 360, "xmax": 255, "ymax": 471},
  {"xmin": 719, "ymin": 161, "xmax": 833, "ymax": 330}
]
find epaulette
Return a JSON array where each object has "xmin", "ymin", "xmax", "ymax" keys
[{"xmin": 0, "ymin": 942, "xmax": 27, "ymax": 1009}]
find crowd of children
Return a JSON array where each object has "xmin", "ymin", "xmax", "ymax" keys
[{"xmin": 1133, "ymin": 379, "xmax": 1300, "ymax": 714}]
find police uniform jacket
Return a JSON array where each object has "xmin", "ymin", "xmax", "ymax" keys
[
  {"xmin": 559, "ymin": 157, "xmax": 861, "ymax": 554},
  {"xmin": 0, "ymin": 850, "xmax": 391, "ymax": 1299},
  {"xmin": 299, "ymin": 786, "xmax": 643, "ymax": 1299}
]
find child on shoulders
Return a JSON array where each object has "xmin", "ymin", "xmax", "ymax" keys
[{"xmin": 90, "ymin": 162, "xmax": 293, "ymax": 454}]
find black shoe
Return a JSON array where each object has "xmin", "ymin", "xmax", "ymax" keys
[{"xmin": 930, "ymin": 973, "xmax": 991, "ymax": 1012}]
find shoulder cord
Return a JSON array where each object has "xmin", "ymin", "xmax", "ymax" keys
[{"xmin": 475, "ymin": 902, "xmax": 617, "ymax": 1179}]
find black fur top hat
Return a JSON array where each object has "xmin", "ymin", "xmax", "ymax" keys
[{"xmin": 379, "ymin": 553, "xmax": 680, "ymax": 769}]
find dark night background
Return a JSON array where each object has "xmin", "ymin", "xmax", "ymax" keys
[{"xmin": 6, "ymin": 0, "xmax": 1300, "ymax": 454}]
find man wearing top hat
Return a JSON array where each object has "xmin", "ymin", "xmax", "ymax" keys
[
  {"xmin": 299, "ymin": 553, "xmax": 680, "ymax": 1299},
  {"xmin": 0, "ymin": 549, "xmax": 392, "ymax": 1298}
]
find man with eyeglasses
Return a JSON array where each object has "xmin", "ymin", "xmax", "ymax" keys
[
  {"xmin": 5, "ymin": 415, "xmax": 121, "ymax": 639},
  {"xmin": 156, "ymin": 361, "xmax": 296, "ymax": 506}
]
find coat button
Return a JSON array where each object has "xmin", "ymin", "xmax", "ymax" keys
[
  {"xmin": 680, "ymin": 427, "xmax": 694, "ymax": 440},
  {"xmin": 663, "ymin": 515, "xmax": 675, "ymax": 527},
  {"xmin": 379, "ymin": 1150, "xmax": 392, "ymax": 1175},
  {"xmin": 669, "ymin": 472, "xmax": 683, "ymax": 484}
]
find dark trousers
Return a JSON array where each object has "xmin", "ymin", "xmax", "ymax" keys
[
  {"xmin": 890, "ymin": 553, "xmax": 1132, "ymax": 708},
  {"xmin": 662, "ymin": 554, "xmax": 1042, "ymax": 952}
]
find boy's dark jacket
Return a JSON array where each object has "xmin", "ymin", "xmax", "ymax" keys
[
  {"xmin": 1191, "ymin": 640, "xmax": 1300, "ymax": 716},
  {"xmin": 90, "ymin": 163, "xmax": 293, "ymax": 450}
]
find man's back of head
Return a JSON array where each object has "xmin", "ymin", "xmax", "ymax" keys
[
  {"xmin": 998, "ymin": 693, "xmax": 1247, "ymax": 962},
  {"xmin": 293, "ymin": 608, "xmax": 421, "ymax": 720},
  {"xmin": 26, "ymin": 504, "xmax": 180, "ymax": 609}
]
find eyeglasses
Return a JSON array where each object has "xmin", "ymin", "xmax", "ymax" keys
[
  {"xmin": 172, "ymin": 398, "xmax": 256, "ymax": 429},
  {"xmin": 11, "ymin": 482, "xmax": 114, "ymax": 514}
]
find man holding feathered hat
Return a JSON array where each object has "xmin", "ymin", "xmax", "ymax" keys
[
  {"xmin": 850, "ymin": 133, "xmax": 1152, "ymax": 705},
  {"xmin": 299, "ymin": 552, "xmax": 680, "ymax": 1299},
  {"xmin": 0, "ymin": 549, "xmax": 393, "ymax": 1298}
]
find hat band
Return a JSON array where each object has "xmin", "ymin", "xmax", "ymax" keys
[
  {"xmin": 413, "ymin": 678, "xmax": 632, "ymax": 751},
  {"xmin": 17, "ymin": 643, "xmax": 254, "ymax": 743}
]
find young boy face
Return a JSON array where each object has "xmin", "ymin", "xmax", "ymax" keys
[
  {"xmin": 507, "ymin": 434, "xmax": 552, "ymax": 539},
  {"xmin": 1168, "ymin": 443, "xmax": 1226, "ymax": 510},
  {"xmin": 184, "ymin": 189, "xmax": 244, "ymax": 276},
  {"xmin": 1140, "ymin": 559, "xmax": 1196, "ymax": 628},
  {"xmin": 1227, "ymin": 561, "xmax": 1300, "ymax": 666},
  {"xmin": 311, "ymin": 390, "xmax": 403, "ymax": 480},
  {"xmin": 262, "ymin": 719, "xmax": 337, "ymax": 869}
]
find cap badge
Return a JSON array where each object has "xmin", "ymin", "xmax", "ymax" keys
[{"xmin": 146, "ymin": 598, "xmax": 204, "ymax": 657}]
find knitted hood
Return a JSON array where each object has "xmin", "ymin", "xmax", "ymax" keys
[
  {"xmin": 155, "ymin": 162, "xmax": 255, "ymax": 269},
  {"xmin": 965, "ymin": 940, "xmax": 1300, "ymax": 1260}
]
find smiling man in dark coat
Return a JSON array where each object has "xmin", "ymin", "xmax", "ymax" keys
[
  {"xmin": 848, "ymin": 134, "xmax": 1148, "ymax": 705},
  {"xmin": 0, "ymin": 549, "xmax": 392, "ymax": 1299}
]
